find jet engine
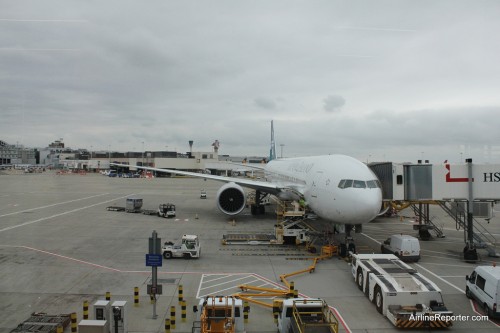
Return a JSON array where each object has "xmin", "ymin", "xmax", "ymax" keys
[{"xmin": 216, "ymin": 182, "xmax": 246, "ymax": 215}]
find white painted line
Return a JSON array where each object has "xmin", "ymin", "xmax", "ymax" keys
[
  {"xmin": 199, "ymin": 281, "xmax": 260, "ymax": 298},
  {"xmin": 423, "ymin": 254, "xmax": 464, "ymax": 260},
  {"xmin": 203, "ymin": 274, "xmax": 238, "ymax": 283},
  {"xmin": 360, "ymin": 233, "xmax": 381, "ymax": 244},
  {"xmin": 422, "ymin": 262, "xmax": 473, "ymax": 268},
  {"xmin": 0, "ymin": 194, "xmax": 132, "ymax": 233},
  {"xmin": 440, "ymin": 276, "xmax": 466, "ymax": 278},
  {"xmin": 421, "ymin": 249, "xmax": 460, "ymax": 257},
  {"xmin": 415, "ymin": 264, "xmax": 465, "ymax": 293},
  {"xmin": 199, "ymin": 275, "xmax": 256, "ymax": 290},
  {"xmin": 0, "ymin": 193, "xmax": 110, "ymax": 218},
  {"xmin": 469, "ymin": 300, "xmax": 500, "ymax": 328}
]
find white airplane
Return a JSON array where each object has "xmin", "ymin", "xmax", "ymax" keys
[{"xmin": 111, "ymin": 154, "xmax": 382, "ymax": 227}]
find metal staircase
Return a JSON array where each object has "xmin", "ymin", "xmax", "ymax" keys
[
  {"xmin": 437, "ymin": 201, "xmax": 499, "ymax": 257},
  {"xmin": 409, "ymin": 204, "xmax": 445, "ymax": 239}
]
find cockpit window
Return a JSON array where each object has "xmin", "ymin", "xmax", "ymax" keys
[
  {"xmin": 338, "ymin": 179, "xmax": 381, "ymax": 189},
  {"xmin": 343, "ymin": 179, "xmax": 353, "ymax": 188},
  {"xmin": 353, "ymin": 180, "xmax": 366, "ymax": 188},
  {"xmin": 338, "ymin": 179, "xmax": 353, "ymax": 188}
]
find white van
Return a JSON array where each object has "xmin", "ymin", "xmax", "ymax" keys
[
  {"xmin": 380, "ymin": 234, "xmax": 420, "ymax": 262},
  {"xmin": 465, "ymin": 265, "xmax": 500, "ymax": 318}
]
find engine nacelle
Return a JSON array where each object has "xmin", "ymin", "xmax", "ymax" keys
[{"xmin": 216, "ymin": 182, "xmax": 246, "ymax": 215}]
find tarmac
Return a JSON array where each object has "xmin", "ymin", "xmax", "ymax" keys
[{"xmin": 1, "ymin": 170, "xmax": 500, "ymax": 332}]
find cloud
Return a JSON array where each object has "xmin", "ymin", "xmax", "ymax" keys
[
  {"xmin": 323, "ymin": 95, "xmax": 346, "ymax": 113},
  {"xmin": 254, "ymin": 97, "xmax": 276, "ymax": 110},
  {"xmin": 1, "ymin": 2, "xmax": 500, "ymax": 164}
]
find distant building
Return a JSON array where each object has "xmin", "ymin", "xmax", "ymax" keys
[{"xmin": 0, "ymin": 140, "xmax": 36, "ymax": 165}]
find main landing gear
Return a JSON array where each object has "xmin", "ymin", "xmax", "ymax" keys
[
  {"xmin": 250, "ymin": 190, "xmax": 268, "ymax": 216},
  {"xmin": 339, "ymin": 224, "xmax": 361, "ymax": 258}
]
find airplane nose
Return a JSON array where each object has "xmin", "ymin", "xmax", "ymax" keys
[{"xmin": 352, "ymin": 190, "xmax": 383, "ymax": 223}]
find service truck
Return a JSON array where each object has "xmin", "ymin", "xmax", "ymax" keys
[
  {"xmin": 351, "ymin": 253, "xmax": 453, "ymax": 329},
  {"xmin": 276, "ymin": 298, "xmax": 338, "ymax": 333},
  {"xmin": 192, "ymin": 296, "xmax": 244, "ymax": 333},
  {"xmin": 162, "ymin": 234, "xmax": 201, "ymax": 259},
  {"xmin": 157, "ymin": 203, "xmax": 176, "ymax": 218}
]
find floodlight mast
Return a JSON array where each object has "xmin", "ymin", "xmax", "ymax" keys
[{"xmin": 269, "ymin": 120, "xmax": 276, "ymax": 161}]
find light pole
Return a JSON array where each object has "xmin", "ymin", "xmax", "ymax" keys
[
  {"xmin": 280, "ymin": 144, "xmax": 285, "ymax": 158},
  {"xmin": 142, "ymin": 141, "xmax": 144, "ymax": 166}
]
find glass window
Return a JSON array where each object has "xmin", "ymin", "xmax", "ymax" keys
[
  {"xmin": 477, "ymin": 275, "xmax": 486, "ymax": 291},
  {"xmin": 343, "ymin": 179, "xmax": 353, "ymax": 188},
  {"xmin": 338, "ymin": 179, "xmax": 346, "ymax": 188},
  {"xmin": 367, "ymin": 180, "xmax": 378, "ymax": 188},
  {"xmin": 353, "ymin": 180, "xmax": 366, "ymax": 188}
]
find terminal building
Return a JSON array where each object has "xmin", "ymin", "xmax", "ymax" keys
[
  {"xmin": 1, "ymin": 137, "xmax": 266, "ymax": 175},
  {"xmin": 0, "ymin": 140, "xmax": 36, "ymax": 166}
]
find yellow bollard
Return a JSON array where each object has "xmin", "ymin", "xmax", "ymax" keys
[
  {"xmin": 134, "ymin": 287, "xmax": 139, "ymax": 306},
  {"xmin": 165, "ymin": 318, "xmax": 171, "ymax": 333},
  {"xmin": 170, "ymin": 306, "xmax": 176, "ymax": 329},
  {"xmin": 243, "ymin": 300, "xmax": 249, "ymax": 323},
  {"xmin": 181, "ymin": 300, "xmax": 187, "ymax": 322},
  {"xmin": 106, "ymin": 291, "xmax": 111, "ymax": 301},
  {"xmin": 56, "ymin": 325, "xmax": 63, "ymax": 333},
  {"xmin": 71, "ymin": 313, "xmax": 77, "ymax": 333},
  {"xmin": 178, "ymin": 285, "xmax": 184, "ymax": 303},
  {"xmin": 83, "ymin": 300, "xmax": 89, "ymax": 319}
]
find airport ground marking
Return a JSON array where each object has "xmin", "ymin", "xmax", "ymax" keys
[
  {"xmin": 0, "ymin": 193, "xmax": 110, "ymax": 218},
  {"xmin": 415, "ymin": 264, "xmax": 465, "ymax": 293},
  {"xmin": 441, "ymin": 276, "xmax": 466, "ymax": 278},
  {"xmin": 199, "ymin": 275, "xmax": 258, "ymax": 291},
  {"xmin": 469, "ymin": 299, "xmax": 500, "ymax": 328},
  {"xmin": 0, "ymin": 194, "xmax": 133, "ymax": 233},
  {"xmin": 421, "ymin": 249, "xmax": 461, "ymax": 257},
  {"xmin": 0, "ymin": 245, "xmax": 352, "ymax": 333},
  {"xmin": 360, "ymin": 232, "xmax": 381, "ymax": 245},
  {"xmin": 422, "ymin": 262, "xmax": 475, "ymax": 268}
]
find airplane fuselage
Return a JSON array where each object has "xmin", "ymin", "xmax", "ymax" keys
[{"xmin": 265, "ymin": 155, "xmax": 382, "ymax": 225}]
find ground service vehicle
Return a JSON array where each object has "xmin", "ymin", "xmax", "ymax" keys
[
  {"xmin": 200, "ymin": 190, "xmax": 207, "ymax": 199},
  {"xmin": 125, "ymin": 197, "xmax": 143, "ymax": 213},
  {"xmin": 466, "ymin": 265, "xmax": 500, "ymax": 318},
  {"xmin": 277, "ymin": 298, "xmax": 338, "ymax": 333},
  {"xmin": 162, "ymin": 234, "xmax": 200, "ymax": 259},
  {"xmin": 192, "ymin": 296, "xmax": 244, "ymax": 333},
  {"xmin": 157, "ymin": 203, "xmax": 176, "ymax": 218},
  {"xmin": 351, "ymin": 253, "xmax": 453, "ymax": 329},
  {"xmin": 381, "ymin": 234, "xmax": 420, "ymax": 262}
]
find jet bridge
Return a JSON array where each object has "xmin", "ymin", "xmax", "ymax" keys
[{"xmin": 370, "ymin": 159, "xmax": 500, "ymax": 259}]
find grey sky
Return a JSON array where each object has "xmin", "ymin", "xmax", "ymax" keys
[{"xmin": 1, "ymin": 0, "xmax": 500, "ymax": 163}]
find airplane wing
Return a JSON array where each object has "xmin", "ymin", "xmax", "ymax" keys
[{"xmin": 110, "ymin": 163, "xmax": 284, "ymax": 196}]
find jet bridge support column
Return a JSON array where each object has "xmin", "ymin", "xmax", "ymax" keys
[{"xmin": 464, "ymin": 158, "xmax": 478, "ymax": 262}]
